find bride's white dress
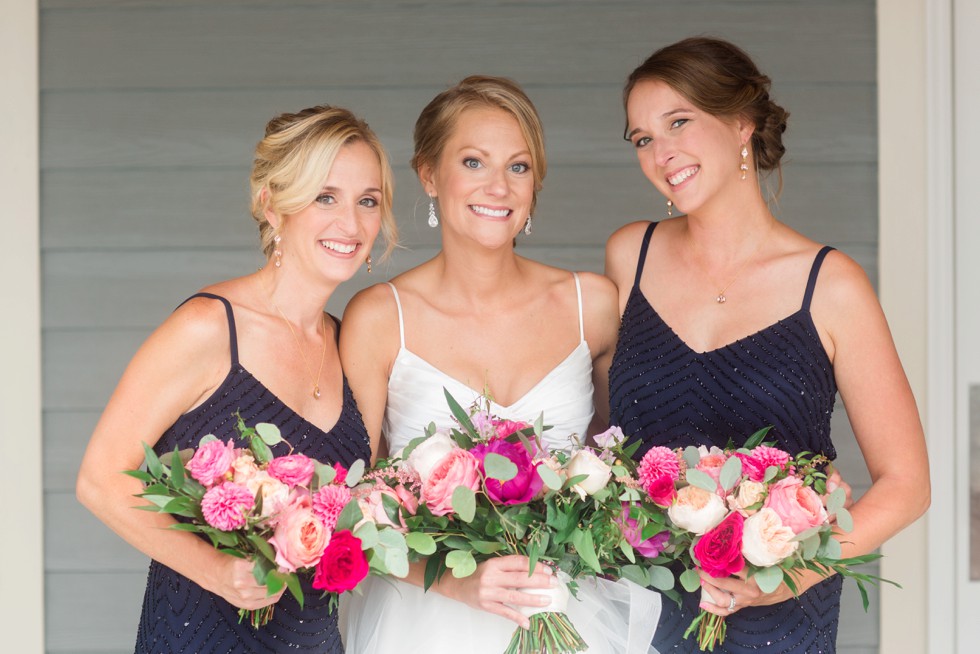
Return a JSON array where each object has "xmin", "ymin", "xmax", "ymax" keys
[{"xmin": 342, "ymin": 275, "xmax": 661, "ymax": 653}]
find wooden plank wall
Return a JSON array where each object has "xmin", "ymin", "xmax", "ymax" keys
[{"xmin": 40, "ymin": 1, "xmax": 879, "ymax": 652}]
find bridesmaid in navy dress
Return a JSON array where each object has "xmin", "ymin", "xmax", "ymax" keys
[
  {"xmin": 77, "ymin": 106, "xmax": 397, "ymax": 653},
  {"xmin": 606, "ymin": 38, "xmax": 930, "ymax": 652}
]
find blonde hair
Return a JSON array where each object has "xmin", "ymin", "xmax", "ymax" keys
[
  {"xmin": 412, "ymin": 75, "xmax": 547, "ymax": 215},
  {"xmin": 249, "ymin": 105, "xmax": 397, "ymax": 259}
]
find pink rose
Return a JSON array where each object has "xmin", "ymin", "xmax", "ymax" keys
[
  {"xmin": 493, "ymin": 419, "xmax": 531, "ymax": 440},
  {"xmin": 741, "ymin": 508, "xmax": 800, "ymax": 566},
  {"xmin": 187, "ymin": 439, "xmax": 236, "ymax": 487},
  {"xmin": 693, "ymin": 511, "xmax": 745, "ymax": 578},
  {"xmin": 736, "ymin": 446, "xmax": 792, "ymax": 483},
  {"xmin": 406, "ymin": 431, "xmax": 458, "ymax": 484},
  {"xmin": 638, "ymin": 446, "xmax": 682, "ymax": 490},
  {"xmin": 645, "ymin": 474, "xmax": 678, "ymax": 508},
  {"xmin": 231, "ymin": 452, "xmax": 260, "ymax": 484},
  {"xmin": 618, "ymin": 503, "xmax": 670, "ymax": 558},
  {"xmin": 695, "ymin": 452, "xmax": 728, "ymax": 494},
  {"xmin": 267, "ymin": 454, "xmax": 316, "ymax": 488},
  {"xmin": 312, "ymin": 484, "xmax": 353, "ymax": 531},
  {"xmin": 200, "ymin": 481, "xmax": 254, "ymax": 531},
  {"xmin": 393, "ymin": 484, "xmax": 419, "ymax": 515},
  {"xmin": 420, "ymin": 448, "xmax": 481, "ymax": 515},
  {"xmin": 312, "ymin": 530, "xmax": 369, "ymax": 593},
  {"xmin": 668, "ymin": 485, "xmax": 728, "ymax": 535},
  {"xmin": 358, "ymin": 484, "xmax": 413, "ymax": 532},
  {"xmin": 243, "ymin": 471, "xmax": 291, "ymax": 523},
  {"xmin": 332, "ymin": 462, "xmax": 348, "ymax": 485},
  {"xmin": 267, "ymin": 494, "xmax": 329, "ymax": 573},
  {"xmin": 764, "ymin": 477, "xmax": 828, "ymax": 534}
]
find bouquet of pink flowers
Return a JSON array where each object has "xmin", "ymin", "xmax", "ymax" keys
[
  {"xmin": 364, "ymin": 391, "xmax": 671, "ymax": 654},
  {"xmin": 635, "ymin": 427, "xmax": 888, "ymax": 651},
  {"xmin": 126, "ymin": 414, "xmax": 409, "ymax": 628}
]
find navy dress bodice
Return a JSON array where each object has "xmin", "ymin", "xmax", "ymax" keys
[
  {"xmin": 135, "ymin": 293, "xmax": 370, "ymax": 654},
  {"xmin": 609, "ymin": 223, "xmax": 842, "ymax": 653}
]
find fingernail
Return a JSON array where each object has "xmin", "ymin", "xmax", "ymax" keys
[
  {"xmin": 699, "ymin": 602, "xmax": 709, "ymax": 610},
  {"xmin": 699, "ymin": 578, "xmax": 704, "ymax": 586}
]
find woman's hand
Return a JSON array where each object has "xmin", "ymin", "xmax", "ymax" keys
[
  {"xmin": 207, "ymin": 556, "xmax": 285, "ymax": 611},
  {"xmin": 436, "ymin": 555, "xmax": 556, "ymax": 628},
  {"xmin": 697, "ymin": 570, "xmax": 791, "ymax": 616},
  {"xmin": 824, "ymin": 467, "xmax": 854, "ymax": 510}
]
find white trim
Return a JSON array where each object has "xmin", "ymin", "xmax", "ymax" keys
[
  {"xmin": 0, "ymin": 0, "xmax": 44, "ymax": 652},
  {"xmin": 926, "ymin": 0, "xmax": 957, "ymax": 651}
]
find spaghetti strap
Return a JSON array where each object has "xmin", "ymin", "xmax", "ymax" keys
[
  {"xmin": 386, "ymin": 283, "xmax": 406, "ymax": 348},
  {"xmin": 328, "ymin": 313, "xmax": 341, "ymax": 344},
  {"xmin": 571, "ymin": 272, "xmax": 585, "ymax": 342},
  {"xmin": 175, "ymin": 292, "xmax": 239, "ymax": 367},
  {"xmin": 633, "ymin": 222, "xmax": 659, "ymax": 288},
  {"xmin": 801, "ymin": 246, "xmax": 835, "ymax": 312}
]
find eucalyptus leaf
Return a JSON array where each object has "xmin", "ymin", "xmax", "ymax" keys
[
  {"xmin": 835, "ymin": 506, "xmax": 854, "ymax": 533},
  {"xmin": 484, "ymin": 452, "xmax": 518, "ymax": 482},
  {"xmin": 680, "ymin": 568, "xmax": 701, "ymax": 593},
  {"xmin": 198, "ymin": 434, "xmax": 219, "ymax": 446},
  {"xmin": 346, "ymin": 459, "xmax": 366, "ymax": 486},
  {"xmin": 686, "ymin": 468, "xmax": 718, "ymax": 493},
  {"xmin": 826, "ymin": 487, "xmax": 846, "ymax": 514},
  {"xmin": 452, "ymin": 486, "xmax": 476, "ymax": 523},
  {"xmin": 315, "ymin": 462, "xmax": 336, "ymax": 487},
  {"xmin": 719, "ymin": 456, "xmax": 743, "ymax": 491},
  {"xmin": 537, "ymin": 464, "xmax": 563, "ymax": 491},
  {"xmin": 354, "ymin": 521, "xmax": 380, "ymax": 549},
  {"xmin": 621, "ymin": 564, "xmax": 649, "ymax": 587},
  {"xmin": 801, "ymin": 533, "xmax": 821, "ymax": 560},
  {"xmin": 385, "ymin": 548, "xmax": 410, "ymax": 578},
  {"xmin": 406, "ymin": 532, "xmax": 437, "ymax": 555},
  {"xmin": 819, "ymin": 537, "xmax": 843, "ymax": 561},
  {"xmin": 649, "ymin": 565, "xmax": 676, "ymax": 591},
  {"xmin": 255, "ymin": 422, "xmax": 283, "ymax": 446},
  {"xmin": 753, "ymin": 565, "xmax": 785, "ymax": 594},
  {"xmin": 763, "ymin": 466, "xmax": 779, "ymax": 483},
  {"xmin": 682, "ymin": 446, "xmax": 701, "ymax": 469},
  {"xmin": 377, "ymin": 528, "xmax": 409, "ymax": 551},
  {"xmin": 446, "ymin": 550, "xmax": 477, "ymax": 578}
]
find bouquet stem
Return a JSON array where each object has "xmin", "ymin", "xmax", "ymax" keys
[
  {"xmin": 683, "ymin": 609, "xmax": 727, "ymax": 652},
  {"xmin": 504, "ymin": 612, "xmax": 587, "ymax": 654},
  {"xmin": 239, "ymin": 605, "xmax": 276, "ymax": 629}
]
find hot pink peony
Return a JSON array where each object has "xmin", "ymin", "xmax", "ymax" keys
[
  {"xmin": 312, "ymin": 484, "xmax": 353, "ymax": 531},
  {"xmin": 268, "ymin": 494, "xmax": 329, "ymax": 573},
  {"xmin": 736, "ymin": 445, "xmax": 792, "ymax": 483},
  {"xmin": 267, "ymin": 454, "xmax": 316, "ymax": 488},
  {"xmin": 187, "ymin": 439, "xmax": 237, "ymax": 487},
  {"xmin": 473, "ymin": 439, "xmax": 543, "ymax": 505},
  {"xmin": 420, "ymin": 448, "xmax": 481, "ymax": 515},
  {"xmin": 693, "ymin": 511, "xmax": 745, "ymax": 578},
  {"xmin": 764, "ymin": 477, "xmax": 828, "ymax": 534},
  {"xmin": 200, "ymin": 481, "xmax": 255, "ymax": 531},
  {"xmin": 638, "ymin": 446, "xmax": 682, "ymax": 490},
  {"xmin": 313, "ymin": 530, "xmax": 369, "ymax": 593}
]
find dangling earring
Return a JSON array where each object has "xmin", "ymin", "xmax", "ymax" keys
[
  {"xmin": 524, "ymin": 216, "xmax": 533, "ymax": 236},
  {"xmin": 427, "ymin": 196, "xmax": 438, "ymax": 228},
  {"xmin": 740, "ymin": 145, "xmax": 749, "ymax": 180},
  {"xmin": 273, "ymin": 233, "xmax": 283, "ymax": 268},
  {"xmin": 365, "ymin": 255, "xmax": 372, "ymax": 273},
  {"xmin": 666, "ymin": 200, "xmax": 673, "ymax": 217}
]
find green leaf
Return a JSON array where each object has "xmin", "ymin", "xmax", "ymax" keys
[
  {"xmin": 346, "ymin": 459, "xmax": 366, "ymax": 486},
  {"xmin": 763, "ymin": 466, "xmax": 780, "ymax": 483},
  {"xmin": 470, "ymin": 540, "xmax": 506, "ymax": 555},
  {"xmin": 283, "ymin": 571, "xmax": 304, "ymax": 606},
  {"xmin": 247, "ymin": 533, "xmax": 278, "ymax": 563},
  {"xmin": 250, "ymin": 435, "xmax": 274, "ymax": 465},
  {"xmin": 679, "ymin": 568, "xmax": 701, "ymax": 593},
  {"xmin": 819, "ymin": 537, "xmax": 843, "ymax": 561},
  {"xmin": 621, "ymin": 564, "xmax": 649, "ymax": 587},
  {"xmin": 444, "ymin": 389, "xmax": 479, "ymax": 439},
  {"xmin": 255, "ymin": 422, "xmax": 283, "ymax": 446},
  {"xmin": 335, "ymin": 499, "xmax": 364, "ymax": 532},
  {"xmin": 452, "ymin": 486, "xmax": 476, "ymax": 523},
  {"xmin": 385, "ymin": 548, "xmax": 410, "ymax": 578},
  {"xmin": 381, "ymin": 493, "xmax": 403, "ymax": 526},
  {"xmin": 753, "ymin": 565, "xmax": 785, "ymax": 593},
  {"xmin": 446, "ymin": 550, "xmax": 477, "ymax": 578},
  {"xmin": 315, "ymin": 462, "xmax": 336, "ymax": 486},
  {"xmin": 142, "ymin": 442, "xmax": 165, "ymax": 480},
  {"xmin": 686, "ymin": 468, "xmax": 718, "ymax": 493},
  {"xmin": 719, "ymin": 456, "xmax": 743, "ymax": 491},
  {"xmin": 743, "ymin": 426, "xmax": 773, "ymax": 449},
  {"xmin": 406, "ymin": 532, "xmax": 437, "ymax": 555},
  {"xmin": 619, "ymin": 538, "xmax": 637, "ymax": 564},
  {"xmin": 400, "ymin": 435, "xmax": 427, "ymax": 461},
  {"xmin": 354, "ymin": 521, "xmax": 380, "ymax": 549},
  {"xmin": 484, "ymin": 452, "xmax": 518, "ymax": 482},
  {"xmin": 682, "ymin": 446, "xmax": 701, "ymax": 469},
  {"xmin": 571, "ymin": 529, "xmax": 602, "ymax": 573},
  {"xmin": 801, "ymin": 532, "xmax": 821, "ymax": 560},
  {"xmin": 123, "ymin": 469, "xmax": 154, "ymax": 483},
  {"xmin": 834, "ymin": 506, "xmax": 854, "ymax": 533},
  {"xmin": 649, "ymin": 565, "xmax": 676, "ymax": 591},
  {"xmin": 537, "ymin": 464, "xmax": 563, "ymax": 491},
  {"xmin": 377, "ymin": 528, "xmax": 409, "ymax": 551},
  {"xmin": 826, "ymin": 487, "xmax": 846, "ymax": 514}
]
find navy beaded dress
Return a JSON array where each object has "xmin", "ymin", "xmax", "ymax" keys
[
  {"xmin": 134, "ymin": 293, "xmax": 370, "ymax": 654},
  {"xmin": 609, "ymin": 223, "xmax": 842, "ymax": 653}
]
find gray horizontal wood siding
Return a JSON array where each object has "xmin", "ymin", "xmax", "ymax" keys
[{"xmin": 40, "ymin": 1, "xmax": 879, "ymax": 652}]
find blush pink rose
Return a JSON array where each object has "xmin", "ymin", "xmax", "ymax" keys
[
  {"xmin": 359, "ymin": 484, "xmax": 414, "ymax": 532},
  {"xmin": 736, "ymin": 446, "xmax": 792, "ymax": 483},
  {"xmin": 726, "ymin": 480, "xmax": 767, "ymax": 517},
  {"xmin": 268, "ymin": 495, "xmax": 329, "ymax": 573},
  {"xmin": 693, "ymin": 511, "xmax": 745, "ymax": 578},
  {"xmin": 243, "ymin": 471, "xmax": 291, "ymax": 523},
  {"xmin": 312, "ymin": 530, "xmax": 369, "ymax": 593},
  {"xmin": 668, "ymin": 485, "xmax": 728, "ymax": 535},
  {"xmin": 312, "ymin": 484, "xmax": 353, "ymax": 531},
  {"xmin": 267, "ymin": 454, "xmax": 316, "ymax": 488},
  {"xmin": 764, "ymin": 477, "xmax": 828, "ymax": 534},
  {"xmin": 695, "ymin": 452, "xmax": 728, "ymax": 494},
  {"xmin": 420, "ymin": 448, "xmax": 481, "ymax": 516},
  {"xmin": 741, "ymin": 508, "xmax": 800, "ymax": 566},
  {"xmin": 200, "ymin": 481, "xmax": 254, "ymax": 531},
  {"xmin": 187, "ymin": 439, "xmax": 236, "ymax": 487},
  {"xmin": 393, "ymin": 484, "xmax": 419, "ymax": 515}
]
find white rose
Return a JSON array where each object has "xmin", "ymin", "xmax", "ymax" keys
[
  {"xmin": 244, "ymin": 471, "xmax": 290, "ymax": 522},
  {"xmin": 742, "ymin": 508, "xmax": 800, "ymax": 567},
  {"xmin": 727, "ymin": 480, "xmax": 767, "ymax": 516},
  {"xmin": 668, "ymin": 485, "xmax": 728, "ymax": 535},
  {"xmin": 405, "ymin": 431, "xmax": 458, "ymax": 484},
  {"xmin": 566, "ymin": 449, "xmax": 612, "ymax": 498}
]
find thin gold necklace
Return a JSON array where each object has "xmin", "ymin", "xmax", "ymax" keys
[
  {"xmin": 272, "ymin": 303, "xmax": 328, "ymax": 400},
  {"xmin": 703, "ymin": 220, "xmax": 775, "ymax": 305}
]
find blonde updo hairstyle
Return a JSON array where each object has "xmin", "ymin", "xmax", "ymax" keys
[
  {"xmin": 411, "ymin": 75, "xmax": 547, "ymax": 216},
  {"xmin": 250, "ymin": 105, "xmax": 397, "ymax": 260},
  {"xmin": 624, "ymin": 37, "xmax": 789, "ymax": 190}
]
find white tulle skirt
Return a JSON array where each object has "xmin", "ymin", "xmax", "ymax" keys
[{"xmin": 341, "ymin": 574, "xmax": 661, "ymax": 654}]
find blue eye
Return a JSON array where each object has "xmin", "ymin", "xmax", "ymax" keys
[
  {"xmin": 463, "ymin": 158, "xmax": 482, "ymax": 169},
  {"xmin": 510, "ymin": 162, "xmax": 529, "ymax": 174},
  {"xmin": 359, "ymin": 197, "xmax": 379, "ymax": 208},
  {"xmin": 670, "ymin": 118, "xmax": 689, "ymax": 129},
  {"xmin": 315, "ymin": 193, "xmax": 336, "ymax": 205},
  {"xmin": 633, "ymin": 136, "xmax": 652, "ymax": 148}
]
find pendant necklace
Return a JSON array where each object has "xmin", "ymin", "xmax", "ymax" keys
[
  {"xmin": 705, "ymin": 220, "xmax": 775, "ymax": 305},
  {"xmin": 272, "ymin": 302, "xmax": 328, "ymax": 399}
]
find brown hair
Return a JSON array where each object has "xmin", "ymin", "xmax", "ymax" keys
[
  {"xmin": 624, "ymin": 37, "xmax": 789, "ymax": 178},
  {"xmin": 412, "ymin": 75, "xmax": 547, "ymax": 215},
  {"xmin": 249, "ymin": 105, "xmax": 397, "ymax": 260}
]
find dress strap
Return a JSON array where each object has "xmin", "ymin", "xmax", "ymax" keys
[
  {"xmin": 571, "ymin": 272, "xmax": 585, "ymax": 342},
  {"xmin": 386, "ymin": 283, "xmax": 406, "ymax": 348},
  {"xmin": 327, "ymin": 313, "xmax": 341, "ymax": 344},
  {"xmin": 175, "ymin": 292, "xmax": 239, "ymax": 367},
  {"xmin": 801, "ymin": 246, "xmax": 836, "ymax": 312},
  {"xmin": 633, "ymin": 222, "xmax": 659, "ymax": 288}
]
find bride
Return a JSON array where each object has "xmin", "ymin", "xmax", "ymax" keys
[{"xmin": 339, "ymin": 75, "xmax": 660, "ymax": 653}]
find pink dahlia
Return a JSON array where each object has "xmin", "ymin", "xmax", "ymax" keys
[
  {"xmin": 638, "ymin": 446, "xmax": 682, "ymax": 489},
  {"xmin": 201, "ymin": 481, "xmax": 255, "ymax": 531},
  {"xmin": 312, "ymin": 484, "xmax": 353, "ymax": 531}
]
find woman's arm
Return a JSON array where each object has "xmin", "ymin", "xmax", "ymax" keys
[
  {"xmin": 76, "ymin": 297, "xmax": 281, "ymax": 610},
  {"xmin": 577, "ymin": 271, "xmax": 622, "ymax": 436}
]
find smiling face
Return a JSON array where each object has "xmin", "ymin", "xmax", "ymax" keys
[
  {"xmin": 272, "ymin": 140, "xmax": 383, "ymax": 284},
  {"xmin": 421, "ymin": 106, "xmax": 535, "ymax": 248},
  {"xmin": 626, "ymin": 79, "xmax": 752, "ymax": 216}
]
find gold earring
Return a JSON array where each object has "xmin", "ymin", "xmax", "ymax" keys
[
  {"xmin": 740, "ymin": 145, "xmax": 749, "ymax": 180},
  {"xmin": 666, "ymin": 200, "xmax": 673, "ymax": 217},
  {"xmin": 366, "ymin": 255, "xmax": 372, "ymax": 274},
  {"xmin": 273, "ymin": 234, "xmax": 282, "ymax": 267}
]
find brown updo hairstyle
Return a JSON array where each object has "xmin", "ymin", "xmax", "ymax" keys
[
  {"xmin": 624, "ymin": 37, "xmax": 789, "ymax": 186},
  {"xmin": 411, "ymin": 75, "xmax": 547, "ymax": 215},
  {"xmin": 249, "ymin": 105, "xmax": 397, "ymax": 260}
]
